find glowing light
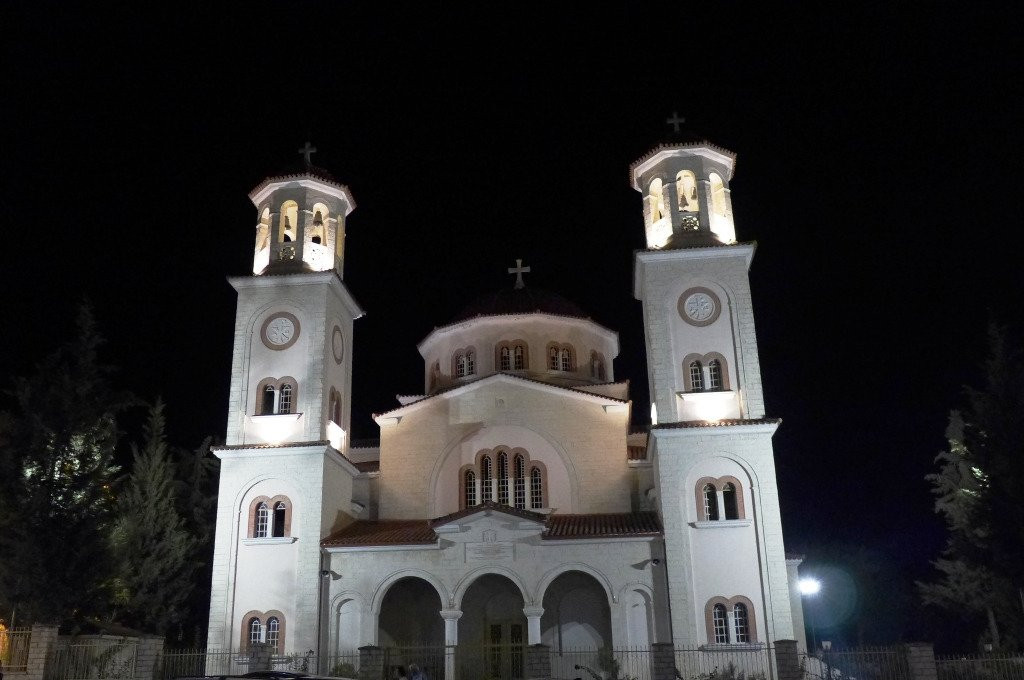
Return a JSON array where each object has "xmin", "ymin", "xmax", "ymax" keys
[
  {"xmin": 650, "ymin": 403, "xmax": 658, "ymax": 425},
  {"xmin": 327, "ymin": 421, "xmax": 346, "ymax": 451},
  {"xmin": 798, "ymin": 578, "xmax": 821, "ymax": 596},
  {"xmin": 251, "ymin": 413, "xmax": 301, "ymax": 444}
]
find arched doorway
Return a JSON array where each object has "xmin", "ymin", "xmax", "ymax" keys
[
  {"xmin": 377, "ymin": 577, "xmax": 444, "ymax": 647},
  {"xmin": 460, "ymin": 574, "xmax": 526, "ymax": 680},
  {"xmin": 541, "ymin": 570, "xmax": 612, "ymax": 650}
]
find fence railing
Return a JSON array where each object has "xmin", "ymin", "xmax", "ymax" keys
[
  {"xmin": 1, "ymin": 628, "xmax": 32, "ymax": 672},
  {"xmin": 156, "ymin": 649, "xmax": 359, "ymax": 679},
  {"xmin": 552, "ymin": 646, "xmax": 658, "ymax": 680},
  {"xmin": 936, "ymin": 654, "xmax": 1024, "ymax": 680},
  {"xmin": 801, "ymin": 647, "xmax": 910, "ymax": 680},
  {"xmin": 47, "ymin": 641, "xmax": 138, "ymax": 680},
  {"xmin": 675, "ymin": 645, "xmax": 775, "ymax": 680}
]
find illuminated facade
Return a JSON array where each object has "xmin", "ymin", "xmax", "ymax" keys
[{"xmin": 205, "ymin": 138, "xmax": 806, "ymax": 668}]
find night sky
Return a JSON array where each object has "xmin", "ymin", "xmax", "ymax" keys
[{"xmin": 3, "ymin": 3, "xmax": 1022, "ymax": 644}]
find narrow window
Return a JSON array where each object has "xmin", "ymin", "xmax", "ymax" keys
[
  {"xmin": 710, "ymin": 173, "xmax": 727, "ymax": 217},
  {"xmin": 333, "ymin": 396, "xmax": 342, "ymax": 425},
  {"xmin": 560, "ymin": 348, "xmax": 572, "ymax": 372},
  {"xmin": 702, "ymin": 484, "xmax": 719, "ymax": 521},
  {"xmin": 464, "ymin": 470, "xmax": 477, "ymax": 508},
  {"xmin": 689, "ymin": 361, "xmax": 704, "ymax": 392},
  {"xmin": 676, "ymin": 170, "xmax": 699, "ymax": 212},
  {"xmin": 712, "ymin": 604, "xmax": 729, "ymax": 644},
  {"xmin": 513, "ymin": 344, "xmax": 525, "ymax": 370},
  {"xmin": 311, "ymin": 210, "xmax": 324, "ymax": 244},
  {"xmin": 465, "ymin": 350, "xmax": 476, "ymax": 376},
  {"xmin": 722, "ymin": 483, "xmax": 739, "ymax": 520},
  {"xmin": 262, "ymin": 385, "xmax": 276, "ymax": 415},
  {"xmin": 254, "ymin": 502, "xmax": 270, "ymax": 538},
  {"xmin": 708, "ymin": 359, "xmax": 723, "ymax": 390},
  {"xmin": 481, "ymin": 455, "xmax": 493, "ymax": 502},
  {"xmin": 530, "ymin": 466, "xmax": 543, "ymax": 509},
  {"xmin": 266, "ymin": 616, "xmax": 280, "ymax": 652},
  {"xmin": 648, "ymin": 178, "xmax": 665, "ymax": 223},
  {"xmin": 455, "ymin": 353, "xmax": 466, "ymax": 378},
  {"xmin": 249, "ymin": 617, "xmax": 263, "ymax": 647},
  {"xmin": 513, "ymin": 455, "xmax": 526, "ymax": 509},
  {"xmin": 500, "ymin": 346, "xmax": 511, "ymax": 371},
  {"xmin": 272, "ymin": 501, "xmax": 287, "ymax": 537},
  {"xmin": 548, "ymin": 346, "xmax": 559, "ymax": 370},
  {"xmin": 497, "ymin": 452, "xmax": 509, "ymax": 505},
  {"xmin": 278, "ymin": 383, "xmax": 293, "ymax": 414},
  {"xmin": 733, "ymin": 603, "xmax": 750, "ymax": 643}
]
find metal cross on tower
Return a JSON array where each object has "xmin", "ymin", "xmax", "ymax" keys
[
  {"xmin": 507, "ymin": 258, "xmax": 531, "ymax": 289},
  {"xmin": 666, "ymin": 111, "xmax": 686, "ymax": 133},
  {"xmin": 298, "ymin": 141, "xmax": 318, "ymax": 165}
]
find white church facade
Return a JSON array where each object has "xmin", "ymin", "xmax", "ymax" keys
[{"xmin": 205, "ymin": 134, "xmax": 807, "ymax": 670}]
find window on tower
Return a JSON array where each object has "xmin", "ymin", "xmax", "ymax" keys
[
  {"xmin": 689, "ymin": 361, "xmax": 704, "ymax": 392},
  {"xmin": 676, "ymin": 170, "xmax": 699, "ymax": 213},
  {"xmin": 280, "ymin": 201, "xmax": 299, "ymax": 243},
  {"xmin": 695, "ymin": 476, "xmax": 745, "ymax": 522},
  {"xmin": 683, "ymin": 353, "xmax": 730, "ymax": 393},
  {"xmin": 648, "ymin": 177, "xmax": 665, "ymax": 224},
  {"xmin": 453, "ymin": 347, "xmax": 476, "ymax": 379},
  {"xmin": 249, "ymin": 495, "xmax": 293, "ymax": 538},
  {"xmin": 712, "ymin": 604, "xmax": 729, "ymax": 643},
  {"xmin": 248, "ymin": 617, "xmax": 263, "ymax": 648},
  {"xmin": 460, "ymin": 448, "xmax": 545, "ymax": 510},
  {"xmin": 708, "ymin": 359, "xmax": 723, "ymax": 390},
  {"xmin": 546, "ymin": 342, "xmax": 575, "ymax": 372},
  {"xmin": 254, "ymin": 502, "xmax": 270, "ymax": 538},
  {"xmin": 704, "ymin": 597, "xmax": 756, "ymax": 645},
  {"xmin": 702, "ymin": 483, "xmax": 719, "ymax": 521},
  {"xmin": 256, "ymin": 377, "xmax": 299, "ymax": 415}
]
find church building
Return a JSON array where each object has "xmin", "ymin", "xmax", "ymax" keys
[{"xmin": 205, "ymin": 133, "xmax": 806, "ymax": 674}]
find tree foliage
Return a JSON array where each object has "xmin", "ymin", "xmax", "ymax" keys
[{"xmin": 919, "ymin": 325, "xmax": 1024, "ymax": 649}]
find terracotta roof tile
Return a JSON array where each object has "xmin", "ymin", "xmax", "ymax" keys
[
  {"xmin": 431, "ymin": 501, "xmax": 546, "ymax": 527},
  {"xmin": 354, "ymin": 460, "xmax": 380, "ymax": 473},
  {"xmin": 321, "ymin": 520, "xmax": 437, "ymax": 547},
  {"xmin": 543, "ymin": 512, "xmax": 661, "ymax": 540},
  {"xmin": 627, "ymin": 446, "xmax": 647, "ymax": 461}
]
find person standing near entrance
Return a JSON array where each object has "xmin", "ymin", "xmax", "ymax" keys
[{"xmin": 408, "ymin": 663, "xmax": 426, "ymax": 680}]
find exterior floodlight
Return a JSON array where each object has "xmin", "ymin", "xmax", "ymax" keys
[{"xmin": 798, "ymin": 578, "xmax": 821, "ymax": 596}]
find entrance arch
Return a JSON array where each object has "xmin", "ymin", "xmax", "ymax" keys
[
  {"xmin": 460, "ymin": 573, "xmax": 527, "ymax": 680},
  {"xmin": 377, "ymin": 576, "xmax": 444, "ymax": 647},
  {"xmin": 541, "ymin": 570, "xmax": 612, "ymax": 651}
]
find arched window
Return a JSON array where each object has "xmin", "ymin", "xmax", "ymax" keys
[
  {"xmin": 464, "ymin": 469, "xmax": 477, "ymax": 508},
  {"xmin": 500, "ymin": 346, "xmax": 511, "ymax": 371},
  {"xmin": 279, "ymin": 201, "xmax": 298, "ymax": 243},
  {"xmin": 733, "ymin": 604, "xmax": 750, "ymax": 643},
  {"xmin": 559, "ymin": 347, "xmax": 573, "ymax": 372},
  {"xmin": 513, "ymin": 345, "xmax": 526, "ymax": 370},
  {"xmin": 648, "ymin": 178, "xmax": 665, "ymax": 224},
  {"xmin": 481, "ymin": 455, "xmax": 493, "ymax": 502},
  {"xmin": 266, "ymin": 616, "xmax": 281, "ymax": 651},
  {"xmin": 309, "ymin": 203, "xmax": 330, "ymax": 246},
  {"xmin": 709, "ymin": 173, "xmax": 727, "ymax": 217},
  {"xmin": 712, "ymin": 604, "xmax": 729, "ymax": 644},
  {"xmin": 333, "ymin": 391, "xmax": 342, "ymax": 425},
  {"xmin": 465, "ymin": 350, "xmax": 475, "ymax": 376},
  {"xmin": 248, "ymin": 617, "xmax": 263, "ymax": 647},
  {"xmin": 272, "ymin": 502, "xmax": 287, "ymax": 538},
  {"xmin": 708, "ymin": 359, "xmax": 723, "ymax": 390},
  {"xmin": 497, "ymin": 452, "xmax": 509, "ymax": 505},
  {"xmin": 278, "ymin": 383, "xmax": 293, "ymax": 414},
  {"xmin": 454, "ymin": 352, "xmax": 466, "ymax": 378},
  {"xmin": 722, "ymin": 483, "xmax": 739, "ymax": 520},
  {"xmin": 702, "ymin": 484, "xmax": 719, "ymax": 521},
  {"xmin": 676, "ymin": 170, "xmax": 699, "ymax": 212},
  {"xmin": 254, "ymin": 502, "xmax": 270, "ymax": 538},
  {"xmin": 590, "ymin": 351, "xmax": 606, "ymax": 381},
  {"xmin": 530, "ymin": 466, "xmax": 544, "ymax": 509},
  {"xmin": 548, "ymin": 346, "xmax": 559, "ymax": 370},
  {"xmin": 513, "ymin": 455, "xmax": 526, "ymax": 509},
  {"xmin": 689, "ymin": 361, "xmax": 704, "ymax": 392},
  {"xmin": 262, "ymin": 385, "xmax": 276, "ymax": 415}
]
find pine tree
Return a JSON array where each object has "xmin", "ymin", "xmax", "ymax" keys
[
  {"xmin": 0, "ymin": 305, "xmax": 126, "ymax": 624},
  {"xmin": 111, "ymin": 400, "xmax": 197, "ymax": 635}
]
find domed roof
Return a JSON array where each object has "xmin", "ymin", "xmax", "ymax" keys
[{"xmin": 452, "ymin": 285, "xmax": 590, "ymax": 324}]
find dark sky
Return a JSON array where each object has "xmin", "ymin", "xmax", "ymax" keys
[{"xmin": 3, "ymin": 3, "xmax": 1022, "ymax": 643}]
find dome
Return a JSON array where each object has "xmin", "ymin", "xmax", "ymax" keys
[{"xmin": 452, "ymin": 286, "xmax": 590, "ymax": 324}]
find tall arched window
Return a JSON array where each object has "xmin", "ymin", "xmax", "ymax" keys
[
  {"xmin": 262, "ymin": 385, "xmax": 276, "ymax": 414},
  {"xmin": 481, "ymin": 455, "xmax": 493, "ymax": 502},
  {"xmin": 689, "ymin": 361, "xmax": 704, "ymax": 392},
  {"xmin": 464, "ymin": 469, "xmax": 477, "ymax": 508},
  {"xmin": 708, "ymin": 359, "xmax": 723, "ymax": 390},
  {"xmin": 733, "ymin": 604, "xmax": 749, "ymax": 643},
  {"xmin": 272, "ymin": 502, "xmax": 287, "ymax": 538},
  {"xmin": 465, "ymin": 350, "xmax": 475, "ymax": 376},
  {"xmin": 702, "ymin": 484, "xmax": 719, "ymax": 521},
  {"xmin": 559, "ymin": 348, "xmax": 572, "ymax": 372},
  {"xmin": 712, "ymin": 605, "xmax": 729, "ymax": 644},
  {"xmin": 249, "ymin": 617, "xmax": 263, "ymax": 647},
  {"xmin": 497, "ymin": 452, "xmax": 509, "ymax": 505},
  {"xmin": 500, "ymin": 346, "xmax": 512, "ymax": 371},
  {"xmin": 722, "ymin": 483, "xmax": 739, "ymax": 520},
  {"xmin": 333, "ymin": 392, "xmax": 342, "ymax": 425},
  {"xmin": 709, "ymin": 173, "xmax": 727, "ymax": 217},
  {"xmin": 266, "ymin": 616, "xmax": 280, "ymax": 651},
  {"xmin": 454, "ymin": 352, "xmax": 466, "ymax": 378},
  {"xmin": 513, "ymin": 455, "xmax": 526, "ymax": 509},
  {"xmin": 278, "ymin": 383, "xmax": 293, "ymax": 414},
  {"xmin": 676, "ymin": 170, "xmax": 699, "ymax": 212},
  {"xmin": 530, "ymin": 466, "xmax": 544, "ymax": 509},
  {"xmin": 310, "ymin": 202, "xmax": 330, "ymax": 246},
  {"xmin": 548, "ymin": 346, "xmax": 559, "ymax": 370},
  {"xmin": 513, "ymin": 345, "xmax": 526, "ymax": 370},
  {"xmin": 648, "ymin": 178, "xmax": 665, "ymax": 223},
  {"xmin": 279, "ymin": 201, "xmax": 298, "ymax": 243},
  {"xmin": 254, "ymin": 502, "xmax": 270, "ymax": 538}
]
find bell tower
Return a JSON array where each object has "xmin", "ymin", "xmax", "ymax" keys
[{"xmin": 633, "ymin": 119, "xmax": 795, "ymax": 646}]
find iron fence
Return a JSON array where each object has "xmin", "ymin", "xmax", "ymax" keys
[
  {"xmin": 156, "ymin": 649, "xmax": 350, "ymax": 679},
  {"xmin": 1, "ymin": 627, "xmax": 32, "ymax": 672},
  {"xmin": 552, "ymin": 646, "xmax": 654, "ymax": 680},
  {"xmin": 674, "ymin": 645, "xmax": 774, "ymax": 680},
  {"xmin": 936, "ymin": 654, "xmax": 1024, "ymax": 680},
  {"xmin": 801, "ymin": 647, "xmax": 909, "ymax": 680},
  {"xmin": 47, "ymin": 640, "xmax": 138, "ymax": 680}
]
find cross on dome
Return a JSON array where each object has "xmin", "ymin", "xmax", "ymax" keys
[
  {"xmin": 298, "ymin": 141, "xmax": 317, "ymax": 165},
  {"xmin": 507, "ymin": 258, "xmax": 531, "ymax": 289},
  {"xmin": 665, "ymin": 111, "xmax": 686, "ymax": 133}
]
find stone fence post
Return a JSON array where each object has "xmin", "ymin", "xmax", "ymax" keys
[
  {"xmin": 651, "ymin": 642, "xmax": 676, "ymax": 680},
  {"xmin": 358, "ymin": 645, "xmax": 384, "ymax": 680},
  {"xmin": 774, "ymin": 640, "xmax": 803, "ymax": 680},
  {"xmin": 525, "ymin": 643, "xmax": 551, "ymax": 680},
  {"xmin": 134, "ymin": 636, "xmax": 165, "ymax": 680},
  {"xmin": 17, "ymin": 624, "xmax": 58, "ymax": 680},
  {"xmin": 248, "ymin": 642, "xmax": 273, "ymax": 671},
  {"xmin": 904, "ymin": 643, "xmax": 938, "ymax": 680}
]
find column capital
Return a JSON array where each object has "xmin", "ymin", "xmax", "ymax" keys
[
  {"xmin": 440, "ymin": 608, "xmax": 463, "ymax": 621},
  {"xmin": 522, "ymin": 605, "xmax": 545, "ymax": 618}
]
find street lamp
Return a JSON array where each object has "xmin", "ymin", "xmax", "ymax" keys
[{"xmin": 798, "ymin": 578, "xmax": 822, "ymax": 652}]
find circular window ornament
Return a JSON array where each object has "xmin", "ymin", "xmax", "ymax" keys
[
  {"xmin": 678, "ymin": 287, "xmax": 722, "ymax": 327},
  {"xmin": 331, "ymin": 326, "xmax": 344, "ymax": 364},
  {"xmin": 261, "ymin": 312, "xmax": 301, "ymax": 350}
]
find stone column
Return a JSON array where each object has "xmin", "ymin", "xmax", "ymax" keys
[
  {"xmin": 358, "ymin": 645, "xmax": 384, "ymax": 680},
  {"xmin": 440, "ymin": 609, "xmax": 462, "ymax": 680},
  {"xmin": 522, "ymin": 606, "xmax": 544, "ymax": 645},
  {"xmin": 774, "ymin": 640, "xmax": 803, "ymax": 680},
  {"xmin": 525, "ymin": 643, "xmax": 551, "ymax": 680},
  {"xmin": 904, "ymin": 643, "xmax": 938, "ymax": 680},
  {"xmin": 135, "ymin": 636, "xmax": 165, "ymax": 680},
  {"xmin": 651, "ymin": 642, "xmax": 676, "ymax": 680},
  {"xmin": 21, "ymin": 624, "xmax": 58, "ymax": 680}
]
